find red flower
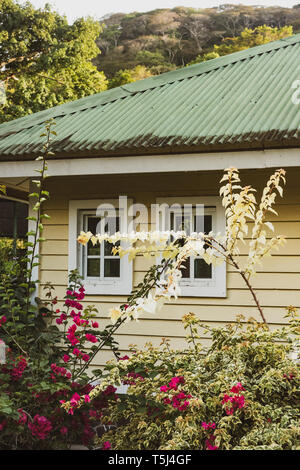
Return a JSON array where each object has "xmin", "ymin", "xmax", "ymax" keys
[
  {"xmin": 28, "ymin": 415, "xmax": 52, "ymax": 440},
  {"xmin": 85, "ymin": 333, "xmax": 98, "ymax": 343},
  {"xmin": 102, "ymin": 441, "xmax": 111, "ymax": 450}
]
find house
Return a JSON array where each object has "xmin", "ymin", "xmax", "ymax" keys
[
  {"xmin": 0, "ymin": 182, "xmax": 28, "ymax": 249},
  {"xmin": 0, "ymin": 34, "xmax": 300, "ymax": 368}
]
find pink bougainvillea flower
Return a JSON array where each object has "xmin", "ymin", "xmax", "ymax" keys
[
  {"xmin": 28, "ymin": 415, "xmax": 52, "ymax": 440},
  {"xmin": 11, "ymin": 356, "xmax": 27, "ymax": 381},
  {"xmin": 202, "ymin": 422, "xmax": 216, "ymax": 430},
  {"xmin": 118, "ymin": 355, "xmax": 130, "ymax": 361},
  {"xmin": 60, "ymin": 426, "xmax": 68, "ymax": 436},
  {"xmin": 230, "ymin": 382, "xmax": 245, "ymax": 394},
  {"xmin": 102, "ymin": 385, "xmax": 117, "ymax": 396},
  {"xmin": 0, "ymin": 421, "xmax": 6, "ymax": 431},
  {"xmin": 81, "ymin": 354, "xmax": 90, "ymax": 362},
  {"xmin": 85, "ymin": 333, "xmax": 98, "ymax": 343},
  {"xmin": 0, "ymin": 315, "xmax": 7, "ymax": 325},
  {"xmin": 205, "ymin": 434, "xmax": 218, "ymax": 451},
  {"xmin": 84, "ymin": 394, "xmax": 91, "ymax": 403},
  {"xmin": 62, "ymin": 354, "xmax": 70, "ymax": 363},
  {"xmin": 102, "ymin": 441, "xmax": 111, "ymax": 450},
  {"xmin": 222, "ymin": 383, "xmax": 246, "ymax": 415},
  {"xmin": 123, "ymin": 372, "xmax": 144, "ymax": 385},
  {"xmin": 92, "ymin": 321, "xmax": 99, "ymax": 328},
  {"xmin": 17, "ymin": 409, "xmax": 27, "ymax": 425}
]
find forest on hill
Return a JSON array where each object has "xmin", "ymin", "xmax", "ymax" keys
[{"xmin": 94, "ymin": 4, "xmax": 300, "ymax": 79}]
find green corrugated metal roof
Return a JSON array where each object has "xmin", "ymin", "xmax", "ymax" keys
[{"xmin": 0, "ymin": 34, "xmax": 300, "ymax": 160}]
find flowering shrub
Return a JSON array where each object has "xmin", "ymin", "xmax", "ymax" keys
[
  {"xmin": 60, "ymin": 165, "xmax": 299, "ymax": 451},
  {"xmin": 0, "ymin": 123, "xmax": 124, "ymax": 449},
  {"xmin": 0, "ymin": 271, "xmax": 121, "ymax": 449},
  {"xmin": 92, "ymin": 310, "xmax": 299, "ymax": 450},
  {"xmin": 1, "ymin": 125, "xmax": 298, "ymax": 452}
]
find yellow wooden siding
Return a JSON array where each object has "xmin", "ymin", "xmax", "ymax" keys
[{"xmin": 38, "ymin": 167, "xmax": 300, "ymax": 367}]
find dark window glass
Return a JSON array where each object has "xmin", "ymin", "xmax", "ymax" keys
[
  {"xmin": 104, "ymin": 259, "xmax": 120, "ymax": 277},
  {"xmin": 194, "ymin": 258, "xmax": 212, "ymax": 279},
  {"xmin": 181, "ymin": 257, "xmax": 190, "ymax": 278},
  {"xmin": 87, "ymin": 258, "xmax": 100, "ymax": 277}
]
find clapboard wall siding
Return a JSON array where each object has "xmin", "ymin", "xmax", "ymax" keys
[{"xmin": 38, "ymin": 166, "xmax": 300, "ymax": 366}]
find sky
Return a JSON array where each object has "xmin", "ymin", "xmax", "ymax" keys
[{"xmin": 20, "ymin": 0, "xmax": 298, "ymax": 23}]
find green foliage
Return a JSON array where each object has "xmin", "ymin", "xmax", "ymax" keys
[
  {"xmin": 187, "ymin": 25, "xmax": 292, "ymax": 66},
  {"xmin": 96, "ymin": 5, "xmax": 300, "ymax": 78},
  {"xmin": 0, "ymin": 0, "xmax": 107, "ymax": 123},
  {"xmin": 0, "ymin": 123, "xmax": 124, "ymax": 449},
  {"xmin": 188, "ymin": 51, "xmax": 220, "ymax": 66},
  {"xmin": 0, "ymin": 272, "xmax": 111, "ymax": 449},
  {"xmin": 96, "ymin": 311, "xmax": 300, "ymax": 450},
  {"xmin": 136, "ymin": 50, "xmax": 170, "ymax": 67},
  {"xmin": 108, "ymin": 65, "xmax": 152, "ymax": 89},
  {"xmin": 213, "ymin": 25, "xmax": 293, "ymax": 56}
]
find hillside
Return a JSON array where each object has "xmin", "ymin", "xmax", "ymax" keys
[{"xmin": 94, "ymin": 4, "xmax": 300, "ymax": 78}]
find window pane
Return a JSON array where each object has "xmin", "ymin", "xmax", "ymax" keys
[
  {"xmin": 175, "ymin": 215, "xmax": 191, "ymax": 233},
  {"xmin": 104, "ymin": 216, "xmax": 120, "ymax": 235},
  {"xmin": 195, "ymin": 214, "xmax": 212, "ymax": 250},
  {"xmin": 104, "ymin": 241, "xmax": 114, "ymax": 256},
  {"xmin": 87, "ymin": 217, "xmax": 100, "ymax": 255},
  {"xmin": 87, "ymin": 258, "xmax": 100, "ymax": 277},
  {"xmin": 104, "ymin": 259, "xmax": 120, "ymax": 277},
  {"xmin": 104, "ymin": 240, "xmax": 120, "ymax": 256},
  {"xmin": 194, "ymin": 258, "xmax": 212, "ymax": 279},
  {"xmin": 87, "ymin": 242, "xmax": 100, "ymax": 256},
  {"xmin": 194, "ymin": 214, "xmax": 212, "ymax": 233},
  {"xmin": 88, "ymin": 216, "xmax": 100, "ymax": 233},
  {"xmin": 87, "ymin": 241, "xmax": 100, "ymax": 256},
  {"xmin": 181, "ymin": 257, "xmax": 190, "ymax": 278}
]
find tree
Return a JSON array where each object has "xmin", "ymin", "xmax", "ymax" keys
[
  {"xmin": 187, "ymin": 25, "xmax": 293, "ymax": 66},
  {"xmin": 188, "ymin": 51, "xmax": 220, "ymax": 66},
  {"xmin": 147, "ymin": 10, "xmax": 180, "ymax": 36},
  {"xmin": 0, "ymin": 0, "xmax": 107, "ymax": 123},
  {"xmin": 179, "ymin": 14, "xmax": 212, "ymax": 53},
  {"xmin": 108, "ymin": 65, "xmax": 152, "ymax": 89},
  {"xmin": 214, "ymin": 25, "xmax": 293, "ymax": 56}
]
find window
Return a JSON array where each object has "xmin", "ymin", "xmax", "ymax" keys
[
  {"xmin": 156, "ymin": 197, "xmax": 226, "ymax": 298},
  {"xmin": 69, "ymin": 200, "xmax": 132, "ymax": 295}
]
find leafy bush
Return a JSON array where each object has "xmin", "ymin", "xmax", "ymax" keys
[
  {"xmin": 0, "ymin": 238, "xmax": 27, "ymax": 319},
  {"xmin": 95, "ymin": 311, "xmax": 300, "ymax": 450},
  {"xmin": 0, "ymin": 123, "xmax": 121, "ymax": 449},
  {"xmin": 0, "ymin": 271, "xmax": 120, "ymax": 449}
]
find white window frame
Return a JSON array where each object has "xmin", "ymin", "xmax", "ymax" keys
[
  {"xmin": 69, "ymin": 199, "xmax": 133, "ymax": 295},
  {"xmin": 156, "ymin": 196, "xmax": 226, "ymax": 298}
]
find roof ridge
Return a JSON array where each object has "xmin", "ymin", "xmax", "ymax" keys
[{"xmin": 1, "ymin": 33, "xmax": 299, "ymax": 132}]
